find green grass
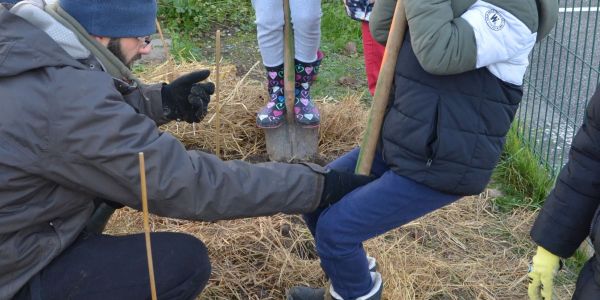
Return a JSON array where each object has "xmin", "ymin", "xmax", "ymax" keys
[
  {"xmin": 320, "ymin": 0, "xmax": 363, "ymax": 54},
  {"xmin": 313, "ymin": 1, "xmax": 371, "ymax": 102},
  {"xmin": 157, "ymin": 0, "xmax": 254, "ymax": 61},
  {"xmin": 491, "ymin": 125, "xmax": 555, "ymax": 211},
  {"xmin": 160, "ymin": 0, "xmax": 362, "ymax": 55},
  {"xmin": 168, "ymin": 29, "xmax": 204, "ymax": 61},
  {"xmin": 555, "ymin": 248, "xmax": 590, "ymax": 287},
  {"xmin": 492, "ymin": 125, "xmax": 591, "ymax": 289},
  {"xmin": 158, "ymin": 0, "xmax": 254, "ymax": 37},
  {"xmin": 311, "ymin": 52, "xmax": 370, "ymax": 102}
]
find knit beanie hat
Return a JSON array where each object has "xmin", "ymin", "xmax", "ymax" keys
[{"xmin": 59, "ymin": 0, "xmax": 157, "ymax": 38}]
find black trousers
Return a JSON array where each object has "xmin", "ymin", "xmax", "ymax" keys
[
  {"xmin": 572, "ymin": 256, "xmax": 600, "ymax": 300},
  {"xmin": 14, "ymin": 232, "xmax": 211, "ymax": 300}
]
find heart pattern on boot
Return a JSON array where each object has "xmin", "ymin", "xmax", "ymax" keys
[
  {"xmin": 294, "ymin": 59, "xmax": 321, "ymax": 128},
  {"xmin": 256, "ymin": 65, "xmax": 287, "ymax": 128}
]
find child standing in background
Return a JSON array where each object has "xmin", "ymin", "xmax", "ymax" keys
[
  {"xmin": 344, "ymin": 0, "xmax": 385, "ymax": 96},
  {"xmin": 252, "ymin": 0, "xmax": 323, "ymax": 128}
]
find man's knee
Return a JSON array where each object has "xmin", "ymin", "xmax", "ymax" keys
[
  {"xmin": 181, "ymin": 234, "xmax": 211, "ymax": 278},
  {"xmin": 153, "ymin": 232, "xmax": 211, "ymax": 297},
  {"xmin": 181, "ymin": 235, "xmax": 211, "ymax": 297},
  {"xmin": 169, "ymin": 232, "xmax": 211, "ymax": 278}
]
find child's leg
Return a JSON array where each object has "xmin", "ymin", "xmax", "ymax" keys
[
  {"xmin": 252, "ymin": 0, "xmax": 287, "ymax": 128},
  {"xmin": 290, "ymin": 0, "xmax": 322, "ymax": 63},
  {"xmin": 316, "ymin": 172, "xmax": 462, "ymax": 299},
  {"xmin": 251, "ymin": 0, "xmax": 284, "ymax": 67},
  {"xmin": 289, "ymin": 0, "xmax": 322, "ymax": 127},
  {"xmin": 361, "ymin": 21, "xmax": 385, "ymax": 96},
  {"xmin": 303, "ymin": 148, "xmax": 388, "ymax": 239},
  {"xmin": 303, "ymin": 149, "xmax": 361, "ymax": 237},
  {"xmin": 256, "ymin": 64, "xmax": 286, "ymax": 128}
]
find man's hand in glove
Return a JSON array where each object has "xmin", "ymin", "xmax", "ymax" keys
[
  {"xmin": 162, "ymin": 70, "xmax": 215, "ymax": 123},
  {"xmin": 320, "ymin": 169, "xmax": 374, "ymax": 207},
  {"xmin": 528, "ymin": 246, "xmax": 561, "ymax": 300}
]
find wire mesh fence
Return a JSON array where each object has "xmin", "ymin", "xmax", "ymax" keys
[{"xmin": 517, "ymin": 0, "xmax": 600, "ymax": 175}]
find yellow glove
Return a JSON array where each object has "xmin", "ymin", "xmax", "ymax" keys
[{"xmin": 528, "ymin": 246, "xmax": 560, "ymax": 300}]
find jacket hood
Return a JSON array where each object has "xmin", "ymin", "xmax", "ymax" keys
[{"xmin": 0, "ymin": 2, "xmax": 86, "ymax": 77}]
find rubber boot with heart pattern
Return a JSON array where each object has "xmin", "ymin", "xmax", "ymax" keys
[
  {"xmin": 294, "ymin": 59, "xmax": 321, "ymax": 127},
  {"xmin": 256, "ymin": 64, "xmax": 286, "ymax": 128}
]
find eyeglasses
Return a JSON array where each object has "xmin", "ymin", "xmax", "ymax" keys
[{"xmin": 138, "ymin": 36, "xmax": 151, "ymax": 47}]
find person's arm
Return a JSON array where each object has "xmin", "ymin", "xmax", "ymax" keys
[
  {"xmin": 370, "ymin": 0, "xmax": 538, "ymax": 75},
  {"xmin": 404, "ymin": 0, "xmax": 477, "ymax": 74},
  {"xmin": 42, "ymin": 69, "xmax": 324, "ymax": 221},
  {"xmin": 368, "ymin": 0, "xmax": 395, "ymax": 45},
  {"xmin": 408, "ymin": 0, "xmax": 540, "ymax": 75},
  {"xmin": 528, "ymin": 86, "xmax": 600, "ymax": 300},
  {"xmin": 120, "ymin": 70, "xmax": 215, "ymax": 126},
  {"xmin": 120, "ymin": 82, "xmax": 170, "ymax": 125},
  {"xmin": 530, "ymin": 86, "xmax": 600, "ymax": 258}
]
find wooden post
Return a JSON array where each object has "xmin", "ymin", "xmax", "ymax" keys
[
  {"xmin": 155, "ymin": 19, "xmax": 174, "ymax": 83},
  {"xmin": 138, "ymin": 152, "xmax": 157, "ymax": 300},
  {"xmin": 355, "ymin": 0, "xmax": 407, "ymax": 175},
  {"xmin": 264, "ymin": 0, "xmax": 319, "ymax": 162},
  {"xmin": 215, "ymin": 30, "xmax": 222, "ymax": 158}
]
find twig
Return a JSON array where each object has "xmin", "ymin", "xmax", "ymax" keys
[
  {"xmin": 155, "ymin": 19, "xmax": 174, "ymax": 83},
  {"xmin": 138, "ymin": 152, "xmax": 158, "ymax": 300},
  {"xmin": 204, "ymin": 61, "xmax": 260, "ymax": 124},
  {"xmin": 216, "ymin": 30, "xmax": 222, "ymax": 158},
  {"xmin": 356, "ymin": 0, "xmax": 407, "ymax": 175},
  {"xmin": 155, "ymin": 19, "xmax": 179, "ymax": 135}
]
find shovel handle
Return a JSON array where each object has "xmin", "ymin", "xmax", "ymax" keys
[
  {"xmin": 355, "ymin": 0, "xmax": 407, "ymax": 175},
  {"xmin": 283, "ymin": 0, "xmax": 295, "ymax": 124}
]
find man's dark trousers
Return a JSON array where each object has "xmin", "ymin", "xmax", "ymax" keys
[{"xmin": 14, "ymin": 231, "xmax": 211, "ymax": 300}]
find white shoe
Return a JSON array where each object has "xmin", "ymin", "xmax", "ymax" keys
[{"xmin": 329, "ymin": 271, "xmax": 383, "ymax": 300}]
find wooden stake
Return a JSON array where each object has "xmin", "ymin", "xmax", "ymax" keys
[
  {"xmin": 155, "ymin": 19, "xmax": 174, "ymax": 83},
  {"xmin": 215, "ymin": 30, "xmax": 222, "ymax": 158},
  {"xmin": 138, "ymin": 152, "xmax": 157, "ymax": 300},
  {"xmin": 355, "ymin": 0, "xmax": 407, "ymax": 175}
]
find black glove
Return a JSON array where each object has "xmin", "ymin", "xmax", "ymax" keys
[
  {"xmin": 319, "ymin": 169, "xmax": 374, "ymax": 207},
  {"xmin": 161, "ymin": 70, "xmax": 215, "ymax": 123}
]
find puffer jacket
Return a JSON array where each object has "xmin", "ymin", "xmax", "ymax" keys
[
  {"xmin": 369, "ymin": 0, "xmax": 558, "ymax": 195},
  {"xmin": 0, "ymin": 3, "xmax": 324, "ymax": 299},
  {"xmin": 531, "ymin": 85, "xmax": 600, "ymax": 260}
]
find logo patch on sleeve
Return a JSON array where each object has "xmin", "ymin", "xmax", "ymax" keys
[{"xmin": 485, "ymin": 9, "xmax": 505, "ymax": 31}]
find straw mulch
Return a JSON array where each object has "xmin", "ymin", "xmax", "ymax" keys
[
  {"xmin": 105, "ymin": 62, "xmax": 576, "ymax": 299},
  {"xmin": 139, "ymin": 61, "xmax": 365, "ymax": 162}
]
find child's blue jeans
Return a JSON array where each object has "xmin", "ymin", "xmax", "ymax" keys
[{"xmin": 303, "ymin": 148, "xmax": 462, "ymax": 299}]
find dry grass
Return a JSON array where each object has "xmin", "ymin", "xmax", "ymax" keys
[
  {"xmin": 105, "ymin": 62, "xmax": 576, "ymax": 299},
  {"xmin": 106, "ymin": 197, "xmax": 575, "ymax": 299},
  {"xmin": 138, "ymin": 61, "xmax": 366, "ymax": 162}
]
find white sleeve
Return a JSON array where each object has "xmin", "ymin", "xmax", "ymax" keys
[{"xmin": 460, "ymin": 0, "xmax": 537, "ymax": 84}]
